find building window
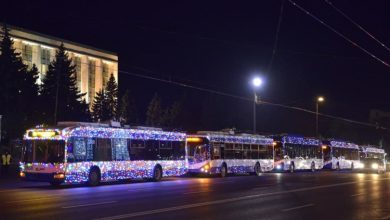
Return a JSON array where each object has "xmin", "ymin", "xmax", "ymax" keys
[
  {"xmin": 88, "ymin": 59, "xmax": 96, "ymax": 103},
  {"xmin": 41, "ymin": 48, "xmax": 51, "ymax": 65},
  {"xmin": 40, "ymin": 48, "xmax": 51, "ymax": 81},
  {"xmin": 22, "ymin": 44, "xmax": 33, "ymax": 69},
  {"xmin": 102, "ymin": 63, "xmax": 110, "ymax": 86},
  {"xmin": 74, "ymin": 56, "xmax": 82, "ymax": 90}
]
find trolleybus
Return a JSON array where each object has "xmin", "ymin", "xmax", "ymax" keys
[
  {"xmin": 20, "ymin": 122, "xmax": 187, "ymax": 186},
  {"xmin": 186, "ymin": 131, "xmax": 274, "ymax": 177},
  {"xmin": 322, "ymin": 140, "xmax": 361, "ymax": 170},
  {"xmin": 273, "ymin": 135, "xmax": 323, "ymax": 172},
  {"xmin": 359, "ymin": 146, "xmax": 386, "ymax": 173}
]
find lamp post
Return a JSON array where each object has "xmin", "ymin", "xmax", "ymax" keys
[
  {"xmin": 252, "ymin": 77, "xmax": 263, "ymax": 134},
  {"xmin": 316, "ymin": 96, "xmax": 324, "ymax": 137}
]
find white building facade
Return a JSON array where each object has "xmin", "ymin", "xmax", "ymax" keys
[{"xmin": 0, "ymin": 25, "xmax": 118, "ymax": 104}]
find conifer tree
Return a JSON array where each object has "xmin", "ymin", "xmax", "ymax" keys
[
  {"xmin": 0, "ymin": 24, "xmax": 39, "ymax": 139},
  {"xmin": 91, "ymin": 89, "xmax": 110, "ymax": 122},
  {"xmin": 40, "ymin": 43, "xmax": 89, "ymax": 124},
  {"xmin": 146, "ymin": 93, "xmax": 162, "ymax": 126},
  {"xmin": 105, "ymin": 73, "xmax": 118, "ymax": 120},
  {"xmin": 118, "ymin": 90, "xmax": 138, "ymax": 124}
]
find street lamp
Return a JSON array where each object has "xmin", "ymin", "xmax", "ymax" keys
[
  {"xmin": 316, "ymin": 96, "xmax": 325, "ymax": 137},
  {"xmin": 252, "ymin": 77, "xmax": 263, "ymax": 134}
]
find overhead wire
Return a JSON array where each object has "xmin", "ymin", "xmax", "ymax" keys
[
  {"xmin": 267, "ymin": 0, "xmax": 285, "ymax": 73},
  {"xmin": 287, "ymin": 0, "xmax": 390, "ymax": 68},
  {"xmin": 119, "ymin": 69, "xmax": 388, "ymax": 131},
  {"xmin": 324, "ymin": 0, "xmax": 390, "ymax": 54}
]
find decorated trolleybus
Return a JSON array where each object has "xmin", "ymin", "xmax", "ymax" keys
[
  {"xmin": 186, "ymin": 131, "xmax": 274, "ymax": 177},
  {"xmin": 359, "ymin": 146, "xmax": 386, "ymax": 173},
  {"xmin": 20, "ymin": 122, "xmax": 187, "ymax": 186},
  {"xmin": 322, "ymin": 140, "xmax": 361, "ymax": 170},
  {"xmin": 273, "ymin": 135, "xmax": 323, "ymax": 172}
]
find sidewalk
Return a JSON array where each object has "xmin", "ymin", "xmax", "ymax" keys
[{"xmin": 0, "ymin": 164, "xmax": 20, "ymax": 182}]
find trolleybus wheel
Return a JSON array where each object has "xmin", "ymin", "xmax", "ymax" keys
[
  {"xmin": 220, "ymin": 164, "xmax": 227, "ymax": 178},
  {"xmin": 152, "ymin": 165, "xmax": 163, "ymax": 182},
  {"xmin": 254, "ymin": 162, "xmax": 261, "ymax": 176},
  {"xmin": 88, "ymin": 166, "xmax": 101, "ymax": 186},
  {"xmin": 311, "ymin": 162, "xmax": 315, "ymax": 172},
  {"xmin": 289, "ymin": 163, "xmax": 295, "ymax": 173}
]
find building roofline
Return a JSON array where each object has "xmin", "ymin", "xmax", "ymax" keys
[{"xmin": 2, "ymin": 24, "xmax": 117, "ymax": 57}]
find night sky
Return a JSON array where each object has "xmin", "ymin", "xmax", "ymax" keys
[{"xmin": 2, "ymin": 0, "xmax": 390, "ymax": 144}]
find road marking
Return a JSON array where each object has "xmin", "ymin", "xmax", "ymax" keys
[
  {"xmin": 252, "ymin": 184, "xmax": 275, "ymax": 189},
  {"xmin": 351, "ymin": 193, "xmax": 365, "ymax": 197},
  {"xmin": 282, "ymin": 204, "xmax": 314, "ymax": 212},
  {"xmin": 94, "ymin": 177, "xmax": 390, "ymax": 220},
  {"xmin": 213, "ymin": 180, "xmax": 235, "ymax": 184},
  {"xmin": 6, "ymin": 197, "xmax": 58, "ymax": 204},
  {"xmin": 183, "ymin": 190, "xmax": 212, "ymax": 195},
  {"xmin": 62, "ymin": 201, "xmax": 117, "ymax": 209},
  {"xmin": 127, "ymin": 188, "xmax": 150, "ymax": 192}
]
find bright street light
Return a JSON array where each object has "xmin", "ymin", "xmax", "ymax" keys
[
  {"xmin": 317, "ymin": 96, "xmax": 325, "ymax": 102},
  {"xmin": 252, "ymin": 77, "xmax": 263, "ymax": 88}
]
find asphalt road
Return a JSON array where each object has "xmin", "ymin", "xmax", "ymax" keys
[{"xmin": 1, "ymin": 171, "xmax": 390, "ymax": 220}]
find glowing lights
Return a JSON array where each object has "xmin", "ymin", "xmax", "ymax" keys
[
  {"xmin": 371, "ymin": 163, "xmax": 379, "ymax": 169},
  {"xmin": 283, "ymin": 136, "xmax": 320, "ymax": 146},
  {"xmin": 252, "ymin": 77, "xmax": 263, "ymax": 87},
  {"xmin": 317, "ymin": 96, "xmax": 325, "ymax": 102},
  {"xmin": 364, "ymin": 147, "xmax": 385, "ymax": 154},
  {"xmin": 20, "ymin": 172, "xmax": 25, "ymax": 178},
  {"xmin": 322, "ymin": 145, "xmax": 327, "ymax": 149},
  {"xmin": 329, "ymin": 140, "xmax": 359, "ymax": 149},
  {"xmin": 25, "ymin": 129, "xmax": 62, "ymax": 140},
  {"xmin": 32, "ymin": 131, "xmax": 57, "ymax": 138},
  {"xmin": 272, "ymin": 141, "xmax": 277, "ymax": 146},
  {"xmin": 186, "ymin": 137, "xmax": 203, "ymax": 143},
  {"xmin": 208, "ymin": 134, "xmax": 274, "ymax": 145},
  {"xmin": 54, "ymin": 173, "xmax": 65, "ymax": 179},
  {"xmin": 62, "ymin": 161, "xmax": 187, "ymax": 184},
  {"xmin": 68, "ymin": 127, "xmax": 186, "ymax": 141}
]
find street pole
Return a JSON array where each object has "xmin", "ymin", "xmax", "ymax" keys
[
  {"xmin": 316, "ymin": 101, "xmax": 319, "ymax": 137},
  {"xmin": 253, "ymin": 92, "xmax": 256, "ymax": 134}
]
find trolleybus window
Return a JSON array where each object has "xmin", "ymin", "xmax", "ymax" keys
[{"xmin": 23, "ymin": 140, "xmax": 65, "ymax": 163}]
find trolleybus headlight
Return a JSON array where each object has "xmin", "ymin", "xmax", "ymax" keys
[
  {"xmin": 371, "ymin": 163, "xmax": 379, "ymax": 169},
  {"xmin": 20, "ymin": 172, "xmax": 25, "ymax": 177},
  {"xmin": 54, "ymin": 173, "xmax": 65, "ymax": 179},
  {"xmin": 276, "ymin": 165, "xmax": 282, "ymax": 170},
  {"xmin": 201, "ymin": 164, "xmax": 210, "ymax": 173}
]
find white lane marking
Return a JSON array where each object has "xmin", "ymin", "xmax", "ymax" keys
[
  {"xmin": 213, "ymin": 180, "xmax": 235, "ymax": 184},
  {"xmin": 350, "ymin": 193, "xmax": 365, "ymax": 197},
  {"xmin": 183, "ymin": 190, "xmax": 212, "ymax": 195},
  {"xmin": 127, "ymin": 188, "xmax": 150, "ymax": 192},
  {"xmin": 62, "ymin": 201, "xmax": 117, "ymax": 209},
  {"xmin": 282, "ymin": 203, "xmax": 314, "ymax": 212},
  {"xmin": 252, "ymin": 184, "xmax": 275, "ymax": 189},
  {"xmin": 94, "ymin": 177, "xmax": 390, "ymax": 220}
]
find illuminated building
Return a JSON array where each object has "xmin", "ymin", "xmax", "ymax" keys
[{"xmin": 0, "ymin": 25, "xmax": 118, "ymax": 104}]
